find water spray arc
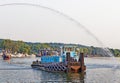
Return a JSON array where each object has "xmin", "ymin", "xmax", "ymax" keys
[
  {"xmin": 0, "ymin": 3, "xmax": 114, "ymax": 57},
  {"xmin": 0, "ymin": 3, "xmax": 102, "ymax": 45}
]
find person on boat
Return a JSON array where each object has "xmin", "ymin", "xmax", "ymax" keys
[
  {"xmin": 36, "ymin": 59, "xmax": 39, "ymax": 63},
  {"xmin": 43, "ymin": 50, "xmax": 47, "ymax": 56},
  {"xmin": 35, "ymin": 59, "xmax": 39, "ymax": 64}
]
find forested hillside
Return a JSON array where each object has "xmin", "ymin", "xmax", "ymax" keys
[{"xmin": 0, "ymin": 39, "xmax": 120, "ymax": 57}]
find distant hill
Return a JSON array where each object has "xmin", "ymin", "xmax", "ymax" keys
[{"xmin": 0, "ymin": 39, "xmax": 120, "ymax": 57}]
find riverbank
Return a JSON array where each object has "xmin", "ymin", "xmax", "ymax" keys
[{"xmin": 0, "ymin": 52, "xmax": 36, "ymax": 58}]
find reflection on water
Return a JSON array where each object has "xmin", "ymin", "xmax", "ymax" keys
[
  {"xmin": 65, "ymin": 72, "xmax": 86, "ymax": 83},
  {"xmin": 0, "ymin": 57, "xmax": 120, "ymax": 83},
  {"xmin": 31, "ymin": 70, "xmax": 85, "ymax": 83}
]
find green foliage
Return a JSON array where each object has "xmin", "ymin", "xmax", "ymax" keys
[
  {"xmin": 110, "ymin": 49, "xmax": 120, "ymax": 57},
  {"xmin": 19, "ymin": 43, "xmax": 31, "ymax": 54},
  {"xmin": 0, "ymin": 39, "xmax": 120, "ymax": 57},
  {"xmin": 79, "ymin": 48, "xmax": 89, "ymax": 54},
  {"xmin": 0, "ymin": 39, "xmax": 52, "ymax": 54},
  {"xmin": 0, "ymin": 39, "xmax": 31, "ymax": 54}
]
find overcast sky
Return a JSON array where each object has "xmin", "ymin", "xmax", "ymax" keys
[{"xmin": 0, "ymin": 0, "xmax": 120, "ymax": 49}]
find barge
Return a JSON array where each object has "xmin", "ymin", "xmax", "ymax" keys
[{"xmin": 31, "ymin": 47, "xmax": 86, "ymax": 73}]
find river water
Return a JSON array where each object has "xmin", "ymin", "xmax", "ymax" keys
[{"xmin": 0, "ymin": 57, "xmax": 120, "ymax": 83}]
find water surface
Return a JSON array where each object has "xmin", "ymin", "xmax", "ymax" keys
[{"xmin": 0, "ymin": 57, "xmax": 120, "ymax": 83}]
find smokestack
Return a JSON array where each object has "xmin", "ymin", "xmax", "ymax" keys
[{"xmin": 79, "ymin": 53, "xmax": 85, "ymax": 72}]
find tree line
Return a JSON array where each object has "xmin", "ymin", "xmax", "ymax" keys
[
  {"xmin": 0, "ymin": 39, "xmax": 120, "ymax": 57},
  {"xmin": 0, "ymin": 39, "xmax": 51, "ymax": 55}
]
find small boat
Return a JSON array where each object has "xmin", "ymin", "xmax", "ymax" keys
[
  {"xmin": 31, "ymin": 46, "xmax": 86, "ymax": 73},
  {"xmin": 2, "ymin": 51, "xmax": 11, "ymax": 60},
  {"xmin": 2, "ymin": 53, "xmax": 11, "ymax": 60}
]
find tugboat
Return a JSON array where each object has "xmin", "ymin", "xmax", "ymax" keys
[{"xmin": 31, "ymin": 46, "xmax": 86, "ymax": 73}]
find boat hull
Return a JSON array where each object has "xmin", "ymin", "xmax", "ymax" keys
[
  {"xmin": 3, "ymin": 56, "xmax": 11, "ymax": 60},
  {"xmin": 31, "ymin": 52, "xmax": 86, "ymax": 73},
  {"xmin": 31, "ymin": 61, "xmax": 86, "ymax": 73}
]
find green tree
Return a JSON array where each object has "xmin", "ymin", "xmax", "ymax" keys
[
  {"xmin": 0, "ymin": 39, "xmax": 14, "ymax": 52},
  {"xmin": 114, "ymin": 49, "xmax": 120, "ymax": 57}
]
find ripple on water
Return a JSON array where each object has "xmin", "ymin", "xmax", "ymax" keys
[{"xmin": 0, "ymin": 57, "xmax": 120, "ymax": 83}]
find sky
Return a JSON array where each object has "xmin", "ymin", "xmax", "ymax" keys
[{"xmin": 0, "ymin": 0, "xmax": 120, "ymax": 49}]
